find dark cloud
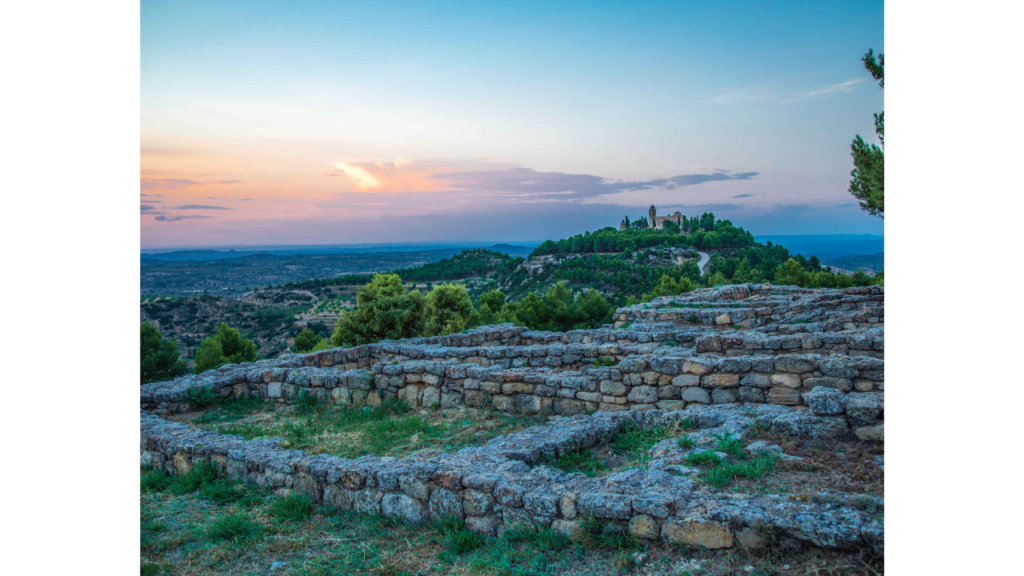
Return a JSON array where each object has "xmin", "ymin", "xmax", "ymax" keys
[
  {"xmin": 141, "ymin": 179, "xmax": 202, "ymax": 190},
  {"xmin": 177, "ymin": 204, "xmax": 230, "ymax": 210},
  {"xmin": 154, "ymin": 215, "xmax": 213, "ymax": 222},
  {"xmin": 140, "ymin": 193, "xmax": 162, "ymax": 197},
  {"xmin": 426, "ymin": 168, "xmax": 759, "ymax": 201},
  {"xmin": 732, "ymin": 194, "xmax": 754, "ymax": 198},
  {"xmin": 140, "ymin": 205, "xmax": 157, "ymax": 212},
  {"xmin": 712, "ymin": 168, "xmax": 731, "ymax": 173}
]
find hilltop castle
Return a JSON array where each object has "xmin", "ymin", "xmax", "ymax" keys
[{"xmin": 619, "ymin": 205, "xmax": 687, "ymax": 232}]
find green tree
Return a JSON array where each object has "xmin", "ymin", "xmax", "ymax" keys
[
  {"xmin": 773, "ymin": 258, "xmax": 811, "ymax": 287},
  {"xmin": 575, "ymin": 288, "xmax": 613, "ymax": 328},
  {"xmin": 478, "ymin": 302, "xmax": 497, "ymax": 326},
  {"xmin": 140, "ymin": 322, "xmax": 187, "ymax": 384},
  {"xmin": 425, "ymin": 283, "xmax": 478, "ymax": 336},
  {"xmin": 330, "ymin": 273, "xmax": 427, "ymax": 346},
  {"xmin": 643, "ymin": 274, "xmax": 696, "ymax": 301},
  {"xmin": 193, "ymin": 337, "xmax": 225, "ymax": 374},
  {"xmin": 293, "ymin": 328, "xmax": 324, "ymax": 353},
  {"xmin": 849, "ymin": 49, "xmax": 884, "ymax": 217},
  {"xmin": 193, "ymin": 322, "xmax": 258, "ymax": 373},
  {"xmin": 479, "ymin": 289, "xmax": 506, "ymax": 313}
]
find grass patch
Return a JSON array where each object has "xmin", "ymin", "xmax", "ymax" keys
[
  {"xmin": 685, "ymin": 450, "xmax": 724, "ymax": 467},
  {"xmin": 594, "ymin": 356, "xmax": 618, "ymax": 367},
  {"xmin": 609, "ymin": 419, "xmax": 694, "ymax": 469},
  {"xmin": 141, "ymin": 470, "xmax": 173, "ymax": 492},
  {"xmin": 701, "ymin": 456, "xmax": 777, "ymax": 489},
  {"xmin": 176, "ymin": 400, "xmax": 548, "ymax": 460},
  {"xmin": 268, "ymin": 494, "xmax": 314, "ymax": 522},
  {"xmin": 677, "ymin": 434, "xmax": 696, "ymax": 450},
  {"xmin": 206, "ymin": 513, "xmax": 262, "ymax": 542},
  {"xmin": 553, "ymin": 448, "xmax": 607, "ymax": 477},
  {"xmin": 168, "ymin": 463, "xmax": 219, "ymax": 495},
  {"xmin": 716, "ymin": 434, "xmax": 745, "ymax": 458},
  {"xmin": 198, "ymin": 480, "xmax": 246, "ymax": 505}
]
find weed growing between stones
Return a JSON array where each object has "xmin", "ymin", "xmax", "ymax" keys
[
  {"xmin": 593, "ymin": 356, "xmax": 617, "ymax": 367},
  {"xmin": 610, "ymin": 419, "xmax": 694, "ymax": 470},
  {"xmin": 715, "ymin": 434, "xmax": 745, "ymax": 458},
  {"xmin": 683, "ymin": 444, "xmax": 778, "ymax": 489},
  {"xmin": 677, "ymin": 434, "xmax": 696, "ymax": 449},
  {"xmin": 553, "ymin": 448, "xmax": 607, "ymax": 477}
]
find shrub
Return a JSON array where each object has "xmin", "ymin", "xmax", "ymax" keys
[
  {"xmin": 293, "ymin": 328, "xmax": 324, "ymax": 353},
  {"xmin": 185, "ymin": 386, "xmax": 220, "ymax": 409},
  {"xmin": 425, "ymin": 283, "xmax": 479, "ymax": 336},
  {"xmin": 684, "ymin": 450, "xmax": 724, "ymax": 467},
  {"xmin": 677, "ymin": 435, "xmax": 696, "ymax": 450},
  {"xmin": 331, "ymin": 274, "xmax": 427, "ymax": 346}
]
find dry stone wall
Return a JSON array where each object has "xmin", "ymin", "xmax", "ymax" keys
[
  {"xmin": 141, "ymin": 284, "xmax": 884, "ymax": 439},
  {"xmin": 140, "ymin": 283, "xmax": 884, "ymax": 554},
  {"xmin": 141, "ymin": 404, "xmax": 882, "ymax": 552}
]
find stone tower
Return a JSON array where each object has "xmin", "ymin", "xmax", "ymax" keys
[{"xmin": 649, "ymin": 205, "xmax": 657, "ymax": 228}]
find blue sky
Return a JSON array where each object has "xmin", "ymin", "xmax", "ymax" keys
[{"xmin": 141, "ymin": 0, "xmax": 884, "ymax": 247}]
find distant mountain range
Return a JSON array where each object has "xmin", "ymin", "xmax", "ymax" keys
[{"xmin": 141, "ymin": 243, "xmax": 539, "ymax": 263}]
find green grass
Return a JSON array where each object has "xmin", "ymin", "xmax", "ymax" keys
[
  {"xmin": 685, "ymin": 450, "xmax": 725, "ymax": 467},
  {"xmin": 715, "ymin": 434, "xmax": 745, "ymax": 458},
  {"xmin": 553, "ymin": 448, "xmax": 607, "ymax": 477},
  {"xmin": 677, "ymin": 434, "xmax": 696, "ymax": 449},
  {"xmin": 206, "ymin": 513, "xmax": 262, "ymax": 542},
  {"xmin": 141, "ymin": 470, "xmax": 173, "ymax": 492},
  {"xmin": 192, "ymin": 396, "xmax": 264, "ymax": 425},
  {"xmin": 701, "ymin": 456, "xmax": 777, "ymax": 489},
  {"xmin": 268, "ymin": 494, "xmax": 314, "ymax": 522},
  {"xmin": 168, "ymin": 463, "xmax": 219, "ymax": 495},
  {"xmin": 593, "ymin": 356, "xmax": 617, "ymax": 367},
  {"xmin": 198, "ymin": 480, "xmax": 246, "ymax": 504},
  {"xmin": 609, "ymin": 419, "xmax": 694, "ymax": 469}
]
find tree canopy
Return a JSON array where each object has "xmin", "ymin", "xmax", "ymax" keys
[
  {"xmin": 140, "ymin": 322, "xmax": 187, "ymax": 384},
  {"xmin": 330, "ymin": 273, "xmax": 427, "ymax": 346},
  {"xmin": 193, "ymin": 322, "xmax": 258, "ymax": 374},
  {"xmin": 850, "ymin": 49, "xmax": 884, "ymax": 217}
]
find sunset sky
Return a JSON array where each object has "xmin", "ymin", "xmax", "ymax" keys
[{"xmin": 141, "ymin": 0, "xmax": 884, "ymax": 248}]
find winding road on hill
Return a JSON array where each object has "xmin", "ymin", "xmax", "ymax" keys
[{"xmin": 696, "ymin": 251, "xmax": 710, "ymax": 276}]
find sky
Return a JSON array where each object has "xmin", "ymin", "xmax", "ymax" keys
[{"xmin": 141, "ymin": 0, "xmax": 884, "ymax": 248}]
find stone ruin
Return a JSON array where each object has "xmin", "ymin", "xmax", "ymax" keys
[{"xmin": 140, "ymin": 283, "xmax": 884, "ymax": 554}]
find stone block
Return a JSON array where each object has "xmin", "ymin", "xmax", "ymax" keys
[
  {"xmin": 466, "ymin": 515, "xmax": 501, "ymax": 535},
  {"xmin": 701, "ymin": 374, "xmax": 740, "ymax": 388},
  {"xmin": 769, "ymin": 373, "xmax": 801, "ymax": 388},
  {"xmin": 627, "ymin": 385, "xmax": 659, "ymax": 403},
  {"xmin": 805, "ymin": 386, "xmax": 847, "ymax": 415},
  {"xmin": 682, "ymin": 356, "xmax": 717, "ymax": 375},
  {"xmin": 737, "ymin": 387, "xmax": 765, "ymax": 403},
  {"xmin": 774, "ymin": 354, "xmax": 820, "ymax": 373},
  {"xmin": 711, "ymin": 389, "xmax": 737, "ymax": 404},
  {"xmin": 629, "ymin": 514, "xmax": 660, "ymax": 539},
  {"xmin": 855, "ymin": 423, "xmax": 884, "ymax": 442},
  {"xmin": 803, "ymin": 377, "xmax": 852, "ymax": 392},
  {"xmin": 671, "ymin": 374, "xmax": 700, "ymax": 387},
  {"xmin": 600, "ymin": 380, "xmax": 627, "ymax": 396},
  {"xmin": 661, "ymin": 519, "xmax": 734, "ymax": 549},
  {"xmin": 767, "ymin": 387, "xmax": 801, "ymax": 405},
  {"xmin": 656, "ymin": 400, "xmax": 686, "ymax": 411},
  {"xmin": 463, "ymin": 490, "xmax": 495, "ymax": 516},
  {"xmin": 681, "ymin": 387, "xmax": 711, "ymax": 404}
]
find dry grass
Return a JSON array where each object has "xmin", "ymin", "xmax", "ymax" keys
[{"xmin": 168, "ymin": 398, "xmax": 548, "ymax": 459}]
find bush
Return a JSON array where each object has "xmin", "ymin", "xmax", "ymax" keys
[
  {"xmin": 185, "ymin": 386, "xmax": 220, "ymax": 409},
  {"xmin": 141, "ymin": 322, "xmax": 187, "ymax": 384},
  {"xmin": 169, "ymin": 463, "xmax": 219, "ymax": 495}
]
